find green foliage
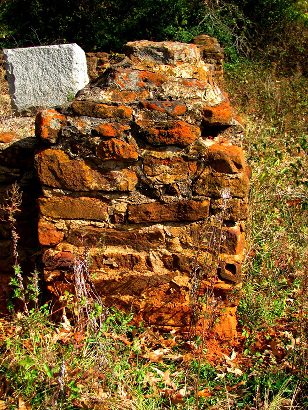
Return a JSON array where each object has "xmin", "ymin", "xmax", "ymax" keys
[
  {"xmin": 1, "ymin": 0, "xmax": 305, "ymax": 64},
  {"xmin": 8, "ymin": 264, "xmax": 40, "ymax": 313},
  {"xmin": 0, "ymin": 0, "xmax": 205, "ymax": 50},
  {"xmin": 101, "ymin": 307, "xmax": 135, "ymax": 334}
]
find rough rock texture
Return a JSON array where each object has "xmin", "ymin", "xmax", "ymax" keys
[
  {"xmin": 35, "ymin": 39, "xmax": 250, "ymax": 338},
  {"xmin": 193, "ymin": 35, "xmax": 224, "ymax": 83},
  {"xmin": 4, "ymin": 44, "xmax": 89, "ymax": 113}
]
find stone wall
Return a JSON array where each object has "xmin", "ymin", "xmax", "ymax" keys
[{"xmin": 35, "ymin": 39, "xmax": 250, "ymax": 338}]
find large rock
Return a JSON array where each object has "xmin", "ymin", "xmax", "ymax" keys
[
  {"xmin": 4, "ymin": 44, "xmax": 89, "ymax": 112},
  {"xmin": 32, "ymin": 39, "xmax": 250, "ymax": 338}
]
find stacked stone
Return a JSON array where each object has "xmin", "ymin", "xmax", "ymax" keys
[
  {"xmin": 193, "ymin": 35, "xmax": 225, "ymax": 83},
  {"xmin": 35, "ymin": 40, "xmax": 250, "ymax": 338},
  {"xmin": 86, "ymin": 52, "xmax": 110, "ymax": 81}
]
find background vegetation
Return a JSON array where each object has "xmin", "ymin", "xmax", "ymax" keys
[
  {"xmin": 0, "ymin": 0, "xmax": 306, "ymax": 66},
  {"xmin": 0, "ymin": 0, "xmax": 307, "ymax": 408}
]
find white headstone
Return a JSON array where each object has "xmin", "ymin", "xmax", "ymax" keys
[{"xmin": 3, "ymin": 43, "xmax": 89, "ymax": 112}]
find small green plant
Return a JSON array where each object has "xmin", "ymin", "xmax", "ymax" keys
[
  {"xmin": 66, "ymin": 90, "xmax": 75, "ymax": 102},
  {"xmin": 0, "ymin": 183, "xmax": 41, "ymax": 314}
]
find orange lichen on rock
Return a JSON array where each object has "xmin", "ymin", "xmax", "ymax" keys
[
  {"xmin": 38, "ymin": 220, "xmax": 64, "ymax": 246},
  {"xmin": 202, "ymin": 100, "xmax": 233, "ymax": 125},
  {"xmin": 71, "ymin": 101, "xmax": 133, "ymax": 119},
  {"xmin": 141, "ymin": 100, "xmax": 187, "ymax": 116},
  {"xmin": 0, "ymin": 131, "xmax": 17, "ymax": 143},
  {"xmin": 138, "ymin": 120, "xmax": 201, "ymax": 146},
  {"xmin": 97, "ymin": 138, "xmax": 138, "ymax": 161},
  {"xmin": 35, "ymin": 109, "xmax": 66, "ymax": 143},
  {"xmin": 36, "ymin": 149, "xmax": 138, "ymax": 191},
  {"xmin": 94, "ymin": 123, "xmax": 130, "ymax": 138}
]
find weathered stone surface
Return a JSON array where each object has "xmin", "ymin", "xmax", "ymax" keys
[
  {"xmin": 86, "ymin": 51, "xmax": 109, "ymax": 80},
  {"xmin": 128, "ymin": 200, "xmax": 209, "ymax": 223},
  {"xmin": 142, "ymin": 154, "xmax": 197, "ymax": 184},
  {"xmin": 71, "ymin": 100, "xmax": 133, "ymax": 119},
  {"xmin": 90, "ymin": 249, "xmax": 147, "ymax": 272},
  {"xmin": 162, "ymin": 223, "xmax": 243, "ymax": 256},
  {"xmin": 207, "ymin": 143, "xmax": 245, "ymax": 173},
  {"xmin": 39, "ymin": 196, "xmax": 108, "ymax": 221},
  {"xmin": 79, "ymin": 89, "xmax": 151, "ymax": 104},
  {"xmin": 202, "ymin": 100, "xmax": 233, "ymax": 125},
  {"xmin": 67, "ymin": 225, "xmax": 165, "ymax": 250},
  {"xmin": 35, "ymin": 109, "xmax": 66, "ymax": 143},
  {"xmin": 97, "ymin": 138, "xmax": 138, "ymax": 161},
  {"xmin": 140, "ymin": 100, "xmax": 187, "ymax": 117},
  {"xmin": 4, "ymin": 44, "xmax": 89, "ymax": 112},
  {"xmin": 125, "ymin": 40, "xmax": 201, "ymax": 66},
  {"xmin": 217, "ymin": 258, "xmax": 242, "ymax": 284},
  {"xmin": 137, "ymin": 120, "xmax": 201, "ymax": 146},
  {"xmin": 160, "ymin": 78, "xmax": 211, "ymax": 101},
  {"xmin": 211, "ymin": 198, "xmax": 249, "ymax": 221},
  {"xmin": 220, "ymin": 225, "xmax": 245, "ymax": 255},
  {"xmin": 36, "ymin": 149, "xmax": 138, "ymax": 191},
  {"xmin": 94, "ymin": 123, "xmax": 130, "ymax": 138},
  {"xmin": 43, "ymin": 249, "xmax": 75, "ymax": 270},
  {"xmin": 106, "ymin": 68, "xmax": 167, "ymax": 91},
  {"xmin": 194, "ymin": 170, "xmax": 250, "ymax": 198},
  {"xmin": 193, "ymin": 34, "xmax": 224, "ymax": 83},
  {"xmin": 193, "ymin": 34, "xmax": 224, "ymax": 55},
  {"xmin": 0, "ymin": 131, "xmax": 17, "ymax": 144},
  {"xmin": 124, "ymin": 40, "xmax": 214, "ymax": 83},
  {"xmin": 38, "ymin": 220, "xmax": 65, "ymax": 246}
]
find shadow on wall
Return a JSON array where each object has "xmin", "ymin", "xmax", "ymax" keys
[{"xmin": 0, "ymin": 137, "xmax": 41, "ymax": 310}]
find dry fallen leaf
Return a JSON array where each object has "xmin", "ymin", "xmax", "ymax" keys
[
  {"xmin": 61, "ymin": 313, "xmax": 72, "ymax": 331},
  {"xmin": 0, "ymin": 400, "xmax": 7, "ymax": 410},
  {"xmin": 142, "ymin": 348, "xmax": 169, "ymax": 362},
  {"xmin": 197, "ymin": 388, "xmax": 212, "ymax": 398},
  {"xmin": 73, "ymin": 331, "xmax": 85, "ymax": 344},
  {"xmin": 143, "ymin": 372, "xmax": 161, "ymax": 392},
  {"xmin": 18, "ymin": 397, "xmax": 31, "ymax": 410},
  {"xmin": 102, "ymin": 332, "xmax": 131, "ymax": 346},
  {"xmin": 226, "ymin": 366, "xmax": 243, "ymax": 376},
  {"xmin": 152, "ymin": 368, "xmax": 176, "ymax": 389},
  {"xmin": 52, "ymin": 328, "xmax": 73, "ymax": 344}
]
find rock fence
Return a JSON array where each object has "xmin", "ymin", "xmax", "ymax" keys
[{"xmin": 35, "ymin": 38, "xmax": 250, "ymax": 338}]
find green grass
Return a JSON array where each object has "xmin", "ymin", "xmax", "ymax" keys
[
  {"xmin": 225, "ymin": 61, "xmax": 307, "ymax": 333},
  {"xmin": 1, "ymin": 304, "xmax": 306, "ymax": 409}
]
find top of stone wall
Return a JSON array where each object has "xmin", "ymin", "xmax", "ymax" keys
[
  {"xmin": 77, "ymin": 40, "xmax": 226, "ymax": 109},
  {"xmin": 3, "ymin": 43, "xmax": 89, "ymax": 113}
]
